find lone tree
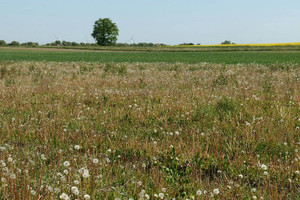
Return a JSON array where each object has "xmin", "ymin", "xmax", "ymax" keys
[
  {"xmin": 221, "ymin": 40, "xmax": 232, "ymax": 45},
  {"xmin": 92, "ymin": 18, "xmax": 119, "ymax": 46}
]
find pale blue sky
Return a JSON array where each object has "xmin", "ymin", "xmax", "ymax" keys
[{"xmin": 0, "ymin": 0, "xmax": 299, "ymax": 45}]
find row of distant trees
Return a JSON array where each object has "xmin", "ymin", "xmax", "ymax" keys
[
  {"xmin": 0, "ymin": 39, "xmax": 167, "ymax": 47},
  {"xmin": 178, "ymin": 41, "xmax": 235, "ymax": 46},
  {"xmin": 0, "ymin": 40, "xmax": 39, "ymax": 47},
  {"xmin": 0, "ymin": 39, "xmax": 235, "ymax": 47}
]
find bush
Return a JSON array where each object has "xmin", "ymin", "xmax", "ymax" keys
[
  {"xmin": 179, "ymin": 43, "xmax": 194, "ymax": 45},
  {"xmin": 9, "ymin": 41, "xmax": 20, "ymax": 46},
  {"xmin": 221, "ymin": 40, "xmax": 232, "ymax": 45},
  {"xmin": 21, "ymin": 42, "xmax": 39, "ymax": 47},
  {"xmin": 0, "ymin": 40, "xmax": 6, "ymax": 46}
]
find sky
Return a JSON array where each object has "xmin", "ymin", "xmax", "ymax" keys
[{"xmin": 0, "ymin": 0, "xmax": 299, "ymax": 45}]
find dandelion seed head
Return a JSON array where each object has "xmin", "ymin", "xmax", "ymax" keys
[
  {"xmin": 213, "ymin": 188, "xmax": 220, "ymax": 195},
  {"xmin": 196, "ymin": 190, "xmax": 202, "ymax": 195},
  {"xmin": 59, "ymin": 193, "xmax": 70, "ymax": 200},
  {"xmin": 63, "ymin": 161, "xmax": 70, "ymax": 167}
]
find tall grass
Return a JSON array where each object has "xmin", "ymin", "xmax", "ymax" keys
[{"xmin": 0, "ymin": 61, "xmax": 299, "ymax": 199}]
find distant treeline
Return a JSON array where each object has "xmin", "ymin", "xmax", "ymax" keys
[
  {"xmin": 0, "ymin": 40, "xmax": 39, "ymax": 47},
  {"xmin": 0, "ymin": 40, "xmax": 236, "ymax": 47},
  {"xmin": 0, "ymin": 40, "xmax": 167, "ymax": 47}
]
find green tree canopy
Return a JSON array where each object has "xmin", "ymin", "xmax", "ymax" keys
[
  {"xmin": 91, "ymin": 18, "xmax": 119, "ymax": 46},
  {"xmin": 0, "ymin": 40, "xmax": 6, "ymax": 46},
  {"xmin": 9, "ymin": 41, "xmax": 20, "ymax": 46}
]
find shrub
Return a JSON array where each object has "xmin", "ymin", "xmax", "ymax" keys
[
  {"xmin": 0, "ymin": 40, "xmax": 6, "ymax": 46},
  {"xmin": 9, "ymin": 41, "xmax": 20, "ymax": 46}
]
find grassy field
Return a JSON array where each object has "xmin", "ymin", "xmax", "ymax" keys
[
  {"xmin": 1, "ymin": 47, "xmax": 300, "ymax": 65},
  {"xmin": 0, "ymin": 61, "xmax": 299, "ymax": 199}
]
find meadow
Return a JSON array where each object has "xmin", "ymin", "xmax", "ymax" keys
[
  {"xmin": 1, "ymin": 47, "xmax": 300, "ymax": 65},
  {"xmin": 0, "ymin": 60, "xmax": 299, "ymax": 199}
]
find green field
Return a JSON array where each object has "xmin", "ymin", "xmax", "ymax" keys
[{"xmin": 1, "ymin": 47, "xmax": 300, "ymax": 65}]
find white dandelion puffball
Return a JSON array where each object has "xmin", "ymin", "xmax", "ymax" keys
[
  {"xmin": 159, "ymin": 193, "xmax": 164, "ymax": 199},
  {"xmin": 261, "ymin": 164, "xmax": 267, "ymax": 170},
  {"xmin": 213, "ymin": 188, "xmax": 220, "ymax": 195},
  {"xmin": 74, "ymin": 145, "xmax": 80, "ymax": 150},
  {"xmin": 63, "ymin": 161, "xmax": 70, "ymax": 167},
  {"xmin": 82, "ymin": 169, "xmax": 90, "ymax": 178},
  {"xmin": 196, "ymin": 190, "xmax": 202, "ymax": 195},
  {"xmin": 71, "ymin": 186, "xmax": 79, "ymax": 195},
  {"xmin": 84, "ymin": 194, "xmax": 90, "ymax": 200},
  {"xmin": 59, "ymin": 193, "xmax": 70, "ymax": 200},
  {"xmin": 41, "ymin": 154, "xmax": 47, "ymax": 160},
  {"xmin": 93, "ymin": 158, "xmax": 99, "ymax": 164}
]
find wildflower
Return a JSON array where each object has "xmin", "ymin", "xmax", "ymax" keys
[
  {"xmin": 159, "ymin": 193, "xmax": 164, "ymax": 199},
  {"xmin": 10, "ymin": 174, "xmax": 16, "ymax": 179},
  {"xmin": 48, "ymin": 186, "xmax": 53, "ymax": 192},
  {"xmin": 83, "ymin": 194, "xmax": 90, "ymax": 200},
  {"xmin": 142, "ymin": 163, "xmax": 146, "ymax": 168},
  {"xmin": 261, "ymin": 164, "xmax": 267, "ymax": 170},
  {"xmin": 64, "ymin": 170, "xmax": 68, "ymax": 175},
  {"xmin": 213, "ymin": 188, "xmax": 220, "ymax": 195},
  {"xmin": 82, "ymin": 169, "xmax": 90, "ymax": 178},
  {"xmin": 31, "ymin": 190, "xmax": 36, "ymax": 196},
  {"xmin": 263, "ymin": 171, "xmax": 268, "ymax": 176},
  {"xmin": 93, "ymin": 158, "xmax": 99, "ymax": 164},
  {"xmin": 41, "ymin": 154, "xmax": 47, "ymax": 160},
  {"xmin": 71, "ymin": 186, "xmax": 79, "ymax": 195},
  {"xmin": 238, "ymin": 174, "xmax": 243, "ymax": 179},
  {"xmin": 251, "ymin": 188, "xmax": 257, "ymax": 193},
  {"xmin": 145, "ymin": 194, "xmax": 150, "ymax": 199},
  {"xmin": 253, "ymin": 196, "xmax": 257, "ymax": 200},
  {"xmin": 7, "ymin": 157, "xmax": 13, "ymax": 162},
  {"xmin": 1, "ymin": 177, "xmax": 6, "ymax": 182},
  {"xmin": 60, "ymin": 193, "xmax": 70, "ymax": 200},
  {"xmin": 196, "ymin": 190, "xmax": 202, "ymax": 195},
  {"xmin": 162, "ymin": 188, "xmax": 167, "ymax": 192},
  {"xmin": 74, "ymin": 180, "xmax": 79, "ymax": 185},
  {"xmin": 63, "ymin": 161, "xmax": 70, "ymax": 167},
  {"xmin": 74, "ymin": 145, "xmax": 80, "ymax": 150},
  {"xmin": 137, "ymin": 181, "xmax": 142, "ymax": 186}
]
